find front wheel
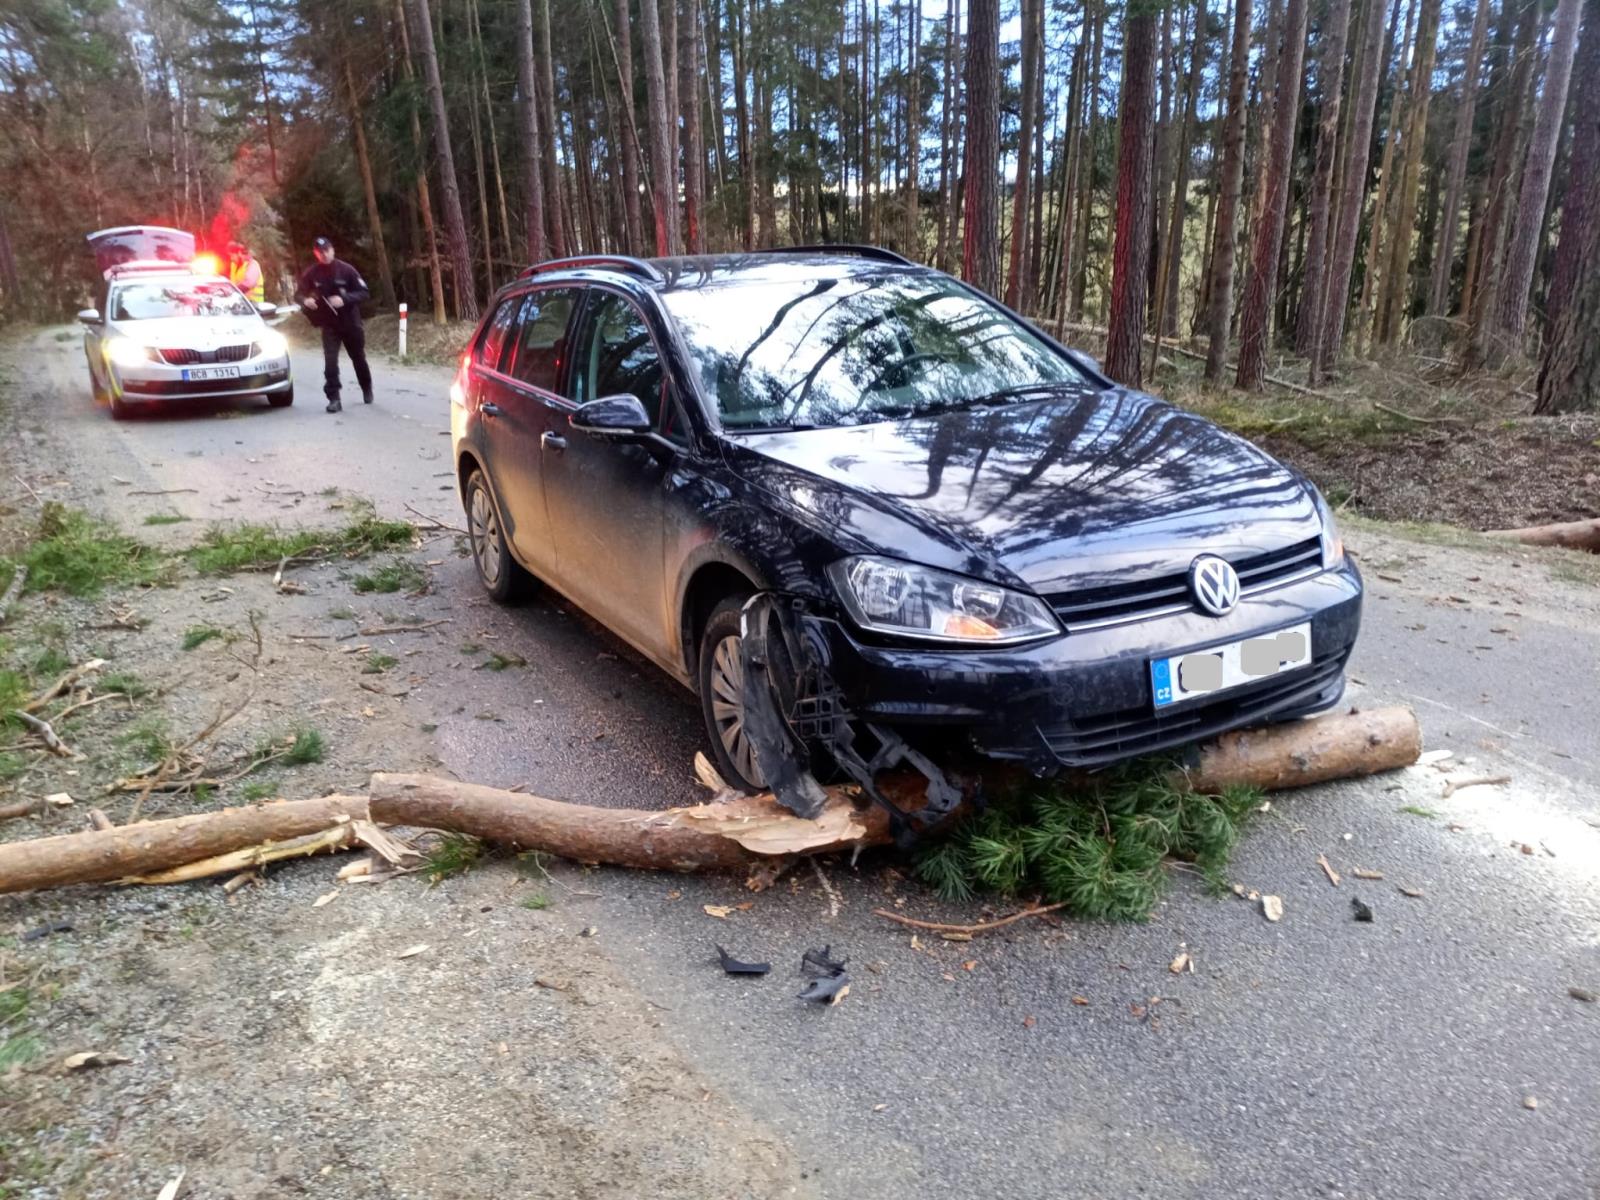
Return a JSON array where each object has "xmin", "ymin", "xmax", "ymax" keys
[
  {"xmin": 464, "ymin": 469, "xmax": 533, "ymax": 603},
  {"xmin": 697, "ymin": 598, "xmax": 765, "ymax": 794},
  {"xmin": 268, "ymin": 385, "xmax": 294, "ymax": 408}
]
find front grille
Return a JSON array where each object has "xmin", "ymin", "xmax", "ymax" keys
[
  {"xmin": 1038, "ymin": 650, "xmax": 1348, "ymax": 767},
  {"xmin": 1046, "ymin": 536, "xmax": 1324, "ymax": 631},
  {"xmin": 157, "ymin": 344, "xmax": 253, "ymax": 365}
]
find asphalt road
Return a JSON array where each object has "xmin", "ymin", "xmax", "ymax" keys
[{"xmin": 15, "ymin": 328, "xmax": 1600, "ymax": 1199}]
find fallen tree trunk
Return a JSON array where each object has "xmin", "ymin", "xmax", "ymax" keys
[
  {"xmin": 1484, "ymin": 516, "xmax": 1600, "ymax": 554},
  {"xmin": 0, "ymin": 707, "xmax": 1422, "ymax": 896}
]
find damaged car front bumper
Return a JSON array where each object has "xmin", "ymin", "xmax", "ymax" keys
[{"xmin": 802, "ymin": 559, "xmax": 1363, "ymax": 776}]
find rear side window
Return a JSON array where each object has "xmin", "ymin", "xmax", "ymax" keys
[
  {"xmin": 505, "ymin": 288, "xmax": 579, "ymax": 393},
  {"xmin": 476, "ymin": 296, "xmax": 520, "ymax": 370}
]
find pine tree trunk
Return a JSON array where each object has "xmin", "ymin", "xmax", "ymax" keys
[
  {"xmin": 1235, "ymin": 0, "xmax": 1310, "ymax": 389},
  {"xmin": 1547, "ymin": 0, "xmax": 1600, "ymax": 335},
  {"xmin": 1468, "ymin": 0, "xmax": 1541, "ymax": 365},
  {"xmin": 516, "ymin": 0, "xmax": 549, "ymax": 262},
  {"xmin": 1154, "ymin": 0, "xmax": 1205, "ymax": 348},
  {"xmin": 1072, "ymin": 6, "xmax": 1103, "ymax": 319},
  {"xmin": 608, "ymin": 0, "xmax": 644, "ymax": 254},
  {"xmin": 905, "ymin": 0, "xmax": 922, "ymax": 259},
  {"xmin": 1247, "ymin": 0, "xmax": 1285, "ymax": 244},
  {"xmin": 1104, "ymin": 5, "xmax": 1159, "ymax": 386},
  {"xmin": 961, "ymin": 0, "xmax": 1001, "ymax": 294},
  {"xmin": 468, "ymin": 55, "xmax": 494, "ymax": 290},
  {"xmin": 1496, "ymin": 0, "xmax": 1584, "ymax": 345},
  {"xmin": 1319, "ymin": 0, "xmax": 1391, "ymax": 371},
  {"xmin": 1293, "ymin": 0, "xmax": 1351, "ymax": 362},
  {"xmin": 1374, "ymin": 0, "xmax": 1442, "ymax": 345},
  {"xmin": 665, "ymin": 0, "xmax": 680, "ymax": 247},
  {"xmin": 1357, "ymin": 0, "xmax": 1416, "ymax": 352},
  {"xmin": 537, "ymin": 0, "xmax": 568, "ymax": 257},
  {"xmin": 682, "ymin": 0, "xmax": 707, "ymax": 253},
  {"xmin": 394, "ymin": 0, "xmax": 449, "ymax": 320},
  {"xmin": 640, "ymin": 0, "xmax": 678, "ymax": 255},
  {"xmin": 409, "ymin": 0, "xmax": 479, "ymax": 322},
  {"xmin": 1055, "ymin": 36, "xmax": 1087, "ymax": 335},
  {"xmin": 1427, "ymin": 0, "xmax": 1491, "ymax": 314},
  {"xmin": 1205, "ymin": 0, "xmax": 1253, "ymax": 380},
  {"xmin": 1004, "ymin": 0, "xmax": 1041, "ymax": 308},
  {"xmin": 934, "ymin": 0, "xmax": 957, "ymax": 269},
  {"xmin": 733, "ymin": 0, "xmax": 755, "ymax": 249},
  {"xmin": 1534, "ymin": 145, "xmax": 1600, "ymax": 411},
  {"xmin": 343, "ymin": 55, "xmax": 398, "ymax": 309}
]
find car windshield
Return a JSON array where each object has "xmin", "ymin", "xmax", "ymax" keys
[
  {"xmin": 112, "ymin": 281, "xmax": 254, "ymax": 321},
  {"xmin": 661, "ymin": 272, "xmax": 1090, "ymax": 431}
]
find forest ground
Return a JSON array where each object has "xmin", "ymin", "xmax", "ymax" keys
[{"xmin": 1, "ymin": 324, "xmax": 1597, "ymax": 1199}]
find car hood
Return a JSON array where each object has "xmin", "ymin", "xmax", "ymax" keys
[
  {"xmin": 108, "ymin": 316, "xmax": 263, "ymax": 348},
  {"xmin": 721, "ymin": 389, "xmax": 1321, "ymax": 594}
]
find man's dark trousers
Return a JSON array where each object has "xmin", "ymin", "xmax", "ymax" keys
[{"xmin": 322, "ymin": 324, "xmax": 372, "ymax": 403}]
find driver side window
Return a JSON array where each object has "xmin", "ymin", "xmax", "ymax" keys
[{"xmin": 572, "ymin": 293, "xmax": 664, "ymax": 426}]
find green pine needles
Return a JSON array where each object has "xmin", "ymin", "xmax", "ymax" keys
[{"xmin": 915, "ymin": 761, "xmax": 1263, "ymax": 921}]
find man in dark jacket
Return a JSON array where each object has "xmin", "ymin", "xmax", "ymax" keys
[{"xmin": 297, "ymin": 237, "xmax": 373, "ymax": 413}]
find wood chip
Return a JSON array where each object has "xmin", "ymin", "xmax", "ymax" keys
[
  {"xmin": 1522, "ymin": 1095, "xmax": 1538, "ymax": 1111},
  {"xmin": 395, "ymin": 943, "xmax": 430, "ymax": 959},
  {"xmin": 1169, "ymin": 952, "xmax": 1192, "ymax": 974},
  {"xmin": 1568, "ymin": 987, "xmax": 1597, "ymax": 1003},
  {"xmin": 1262, "ymin": 895, "xmax": 1284, "ymax": 922},
  {"xmin": 1442, "ymin": 773, "xmax": 1511, "ymax": 798},
  {"xmin": 157, "ymin": 1170, "xmax": 186, "ymax": 1200},
  {"xmin": 1398, "ymin": 886, "xmax": 1424, "ymax": 898},
  {"xmin": 1317, "ymin": 854, "xmax": 1341, "ymax": 886},
  {"xmin": 702, "ymin": 904, "xmax": 734, "ymax": 919},
  {"xmin": 63, "ymin": 1050, "xmax": 131, "ymax": 1070},
  {"xmin": 312, "ymin": 890, "xmax": 339, "ymax": 908},
  {"xmin": 1352, "ymin": 868, "xmax": 1384, "ymax": 880},
  {"xmin": 45, "ymin": 792, "xmax": 74, "ymax": 807},
  {"xmin": 1071, "ymin": 995, "xmax": 1090, "ymax": 1006}
]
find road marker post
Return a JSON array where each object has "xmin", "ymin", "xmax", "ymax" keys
[{"xmin": 398, "ymin": 303, "xmax": 408, "ymax": 359}]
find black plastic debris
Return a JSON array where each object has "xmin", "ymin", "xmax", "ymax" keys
[
  {"xmin": 1351, "ymin": 898, "xmax": 1374, "ymax": 923},
  {"xmin": 798, "ymin": 945, "xmax": 850, "ymax": 1005},
  {"xmin": 21, "ymin": 919, "xmax": 73, "ymax": 942},
  {"xmin": 716, "ymin": 945, "xmax": 771, "ymax": 976}
]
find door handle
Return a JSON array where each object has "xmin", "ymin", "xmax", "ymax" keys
[
  {"xmin": 480, "ymin": 401, "xmax": 502, "ymax": 417},
  {"xmin": 541, "ymin": 431, "xmax": 567, "ymax": 452}
]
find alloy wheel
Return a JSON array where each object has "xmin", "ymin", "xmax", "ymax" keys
[
  {"xmin": 469, "ymin": 485, "xmax": 502, "ymax": 589},
  {"xmin": 709, "ymin": 633, "xmax": 765, "ymax": 789}
]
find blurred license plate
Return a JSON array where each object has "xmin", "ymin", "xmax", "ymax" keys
[
  {"xmin": 1150, "ymin": 623, "xmax": 1312, "ymax": 709},
  {"xmin": 182, "ymin": 366, "xmax": 240, "ymax": 381}
]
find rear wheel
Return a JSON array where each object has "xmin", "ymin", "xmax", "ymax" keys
[
  {"xmin": 697, "ymin": 598, "xmax": 765, "ymax": 793},
  {"xmin": 464, "ymin": 469, "xmax": 533, "ymax": 603},
  {"xmin": 268, "ymin": 385, "xmax": 294, "ymax": 408}
]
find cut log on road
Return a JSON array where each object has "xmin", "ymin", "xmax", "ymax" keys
[
  {"xmin": 1182, "ymin": 706, "xmax": 1423, "ymax": 793},
  {"xmin": 0, "ymin": 707, "xmax": 1422, "ymax": 895},
  {"xmin": 1484, "ymin": 517, "xmax": 1600, "ymax": 554}
]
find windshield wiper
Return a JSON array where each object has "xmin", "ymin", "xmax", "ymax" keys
[
  {"xmin": 723, "ymin": 421, "xmax": 820, "ymax": 434},
  {"xmin": 954, "ymin": 381, "xmax": 1085, "ymax": 408}
]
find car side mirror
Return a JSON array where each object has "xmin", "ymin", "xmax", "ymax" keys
[
  {"xmin": 255, "ymin": 301, "xmax": 278, "ymax": 318},
  {"xmin": 1064, "ymin": 347, "xmax": 1102, "ymax": 376},
  {"xmin": 77, "ymin": 308, "xmax": 102, "ymax": 326},
  {"xmin": 571, "ymin": 394, "xmax": 653, "ymax": 441}
]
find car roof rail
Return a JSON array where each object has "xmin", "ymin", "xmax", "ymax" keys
[
  {"xmin": 759, "ymin": 244, "xmax": 915, "ymax": 266},
  {"xmin": 520, "ymin": 255, "xmax": 665, "ymax": 284}
]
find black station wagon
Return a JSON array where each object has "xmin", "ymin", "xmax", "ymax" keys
[{"xmin": 449, "ymin": 247, "xmax": 1362, "ymax": 796}]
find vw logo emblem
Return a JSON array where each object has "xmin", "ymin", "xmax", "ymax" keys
[{"xmin": 1190, "ymin": 555, "xmax": 1241, "ymax": 616}]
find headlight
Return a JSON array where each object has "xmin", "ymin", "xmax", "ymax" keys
[
  {"xmin": 828, "ymin": 556, "xmax": 1061, "ymax": 645},
  {"xmin": 106, "ymin": 337, "xmax": 152, "ymax": 369},
  {"xmin": 1314, "ymin": 490, "xmax": 1345, "ymax": 568},
  {"xmin": 256, "ymin": 329, "xmax": 288, "ymax": 357}
]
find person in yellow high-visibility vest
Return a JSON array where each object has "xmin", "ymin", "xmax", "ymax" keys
[{"xmin": 226, "ymin": 242, "xmax": 265, "ymax": 305}]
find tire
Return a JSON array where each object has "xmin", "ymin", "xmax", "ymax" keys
[
  {"xmin": 268, "ymin": 385, "xmax": 294, "ymax": 408},
  {"xmin": 463, "ymin": 469, "xmax": 534, "ymax": 603},
  {"xmin": 108, "ymin": 388, "xmax": 131, "ymax": 420},
  {"xmin": 697, "ymin": 596, "xmax": 765, "ymax": 794}
]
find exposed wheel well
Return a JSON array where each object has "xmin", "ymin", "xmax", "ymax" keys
[
  {"xmin": 681, "ymin": 563, "xmax": 757, "ymax": 681},
  {"xmin": 456, "ymin": 451, "xmax": 482, "ymax": 509}
]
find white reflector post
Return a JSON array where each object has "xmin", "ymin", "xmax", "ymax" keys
[{"xmin": 398, "ymin": 302, "xmax": 408, "ymax": 359}]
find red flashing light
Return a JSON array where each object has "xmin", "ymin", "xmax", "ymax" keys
[{"xmin": 191, "ymin": 252, "xmax": 221, "ymax": 276}]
